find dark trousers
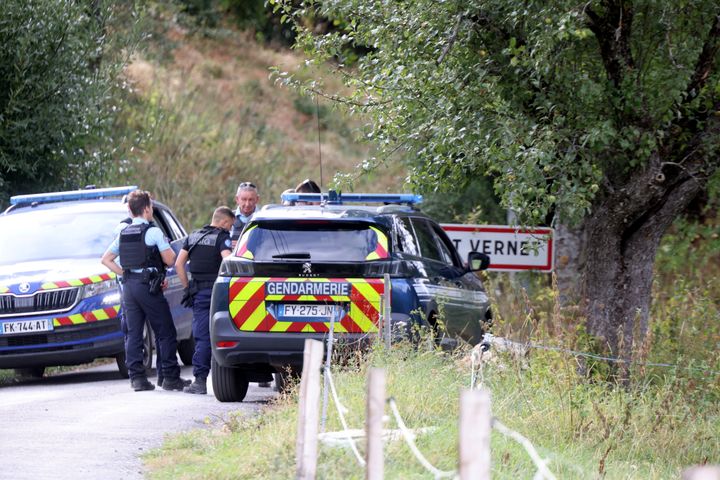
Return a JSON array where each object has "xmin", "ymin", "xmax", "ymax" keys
[
  {"xmin": 122, "ymin": 277, "xmax": 180, "ymax": 381},
  {"xmin": 191, "ymin": 288, "xmax": 212, "ymax": 378}
]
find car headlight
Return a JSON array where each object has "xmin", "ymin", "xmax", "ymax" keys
[{"xmin": 81, "ymin": 279, "xmax": 118, "ymax": 299}]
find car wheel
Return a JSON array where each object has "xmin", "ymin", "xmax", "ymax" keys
[
  {"xmin": 142, "ymin": 321, "xmax": 154, "ymax": 374},
  {"xmin": 211, "ymin": 357, "xmax": 249, "ymax": 402},
  {"xmin": 177, "ymin": 335, "xmax": 195, "ymax": 366},
  {"xmin": 116, "ymin": 351, "xmax": 129, "ymax": 378},
  {"xmin": 14, "ymin": 367, "xmax": 45, "ymax": 379}
]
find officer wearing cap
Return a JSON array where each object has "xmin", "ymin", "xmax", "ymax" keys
[
  {"xmin": 230, "ymin": 181, "xmax": 259, "ymax": 249},
  {"xmin": 175, "ymin": 206, "xmax": 234, "ymax": 394},
  {"xmin": 101, "ymin": 190, "xmax": 188, "ymax": 392}
]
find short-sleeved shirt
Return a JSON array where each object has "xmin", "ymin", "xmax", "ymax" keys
[{"xmin": 107, "ymin": 217, "xmax": 171, "ymax": 255}]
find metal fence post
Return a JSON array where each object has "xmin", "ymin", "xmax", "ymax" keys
[{"xmin": 296, "ymin": 339, "xmax": 325, "ymax": 480}]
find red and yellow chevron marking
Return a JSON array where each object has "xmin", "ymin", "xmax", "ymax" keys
[
  {"xmin": 365, "ymin": 226, "xmax": 389, "ymax": 260},
  {"xmin": 236, "ymin": 225, "xmax": 256, "ymax": 259},
  {"xmin": 229, "ymin": 277, "xmax": 386, "ymax": 334},
  {"xmin": 53, "ymin": 304, "xmax": 120, "ymax": 327},
  {"xmin": 41, "ymin": 272, "xmax": 116, "ymax": 291}
]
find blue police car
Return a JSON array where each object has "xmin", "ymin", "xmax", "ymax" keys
[
  {"xmin": 209, "ymin": 191, "xmax": 492, "ymax": 401},
  {"xmin": 0, "ymin": 186, "xmax": 194, "ymax": 378}
]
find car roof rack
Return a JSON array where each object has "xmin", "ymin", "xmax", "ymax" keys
[
  {"xmin": 9, "ymin": 185, "xmax": 138, "ymax": 208},
  {"xmin": 280, "ymin": 190, "xmax": 423, "ymax": 206}
]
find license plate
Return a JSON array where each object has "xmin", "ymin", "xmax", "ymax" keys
[
  {"xmin": 280, "ymin": 304, "xmax": 337, "ymax": 319},
  {"xmin": 1, "ymin": 319, "xmax": 53, "ymax": 335}
]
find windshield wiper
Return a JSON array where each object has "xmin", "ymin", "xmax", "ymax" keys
[{"xmin": 272, "ymin": 252, "xmax": 311, "ymax": 259}]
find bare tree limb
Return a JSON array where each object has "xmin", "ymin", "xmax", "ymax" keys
[{"xmin": 437, "ymin": 12, "xmax": 464, "ymax": 65}]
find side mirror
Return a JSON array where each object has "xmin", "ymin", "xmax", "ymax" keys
[{"xmin": 468, "ymin": 252, "xmax": 490, "ymax": 271}]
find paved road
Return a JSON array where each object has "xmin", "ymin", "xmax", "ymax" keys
[{"xmin": 0, "ymin": 363, "xmax": 276, "ymax": 480}]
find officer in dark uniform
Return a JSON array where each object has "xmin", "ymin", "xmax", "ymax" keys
[
  {"xmin": 175, "ymin": 206, "xmax": 235, "ymax": 394},
  {"xmin": 101, "ymin": 190, "xmax": 188, "ymax": 392},
  {"xmin": 230, "ymin": 181, "xmax": 259, "ymax": 249}
]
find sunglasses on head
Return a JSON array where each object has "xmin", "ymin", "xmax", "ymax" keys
[{"xmin": 238, "ymin": 182, "xmax": 256, "ymax": 189}]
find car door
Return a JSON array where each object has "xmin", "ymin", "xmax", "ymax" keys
[
  {"xmin": 152, "ymin": 206, "xmax": 192, "ymax": 339},
  {"xmin": 409, "ymin": 217, "xmax": 471, "ymax": 339},
  {"xmin": 428, "ymin": 221, "xmax": 489, "ymax": 344}
]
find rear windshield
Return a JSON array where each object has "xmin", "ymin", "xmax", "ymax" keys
[
  {"xmin": 237, "ymin": 221, "xmax": 389, "ymax": 262},
  {"xmin": 0, "ymin": 207, "xmax": 126, "ymax": 266}
]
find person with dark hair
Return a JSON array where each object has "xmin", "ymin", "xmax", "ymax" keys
[
  {"xmin": 101, "ymin": 190, "xmax": 188, "ymax": 392},
  {"xmin": 295, "ymin": 179, "xmax": 321, "ymax": 193},
  {"xmin": 230, "ymin": 182, "xmax": 260, "ymax": 249},
  {"xmin": 175, "ymin": 206, "xmax": 235, "ymax": 394},
  {"xmin": 295, "ymin": 179, "xmax": 321, "ymax": 205}
]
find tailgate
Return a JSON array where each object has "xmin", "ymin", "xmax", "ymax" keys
[{"xmin": 228, "ymin": 277, "xmax": 386, "ymax": 333}]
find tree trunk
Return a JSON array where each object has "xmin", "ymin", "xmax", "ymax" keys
[{"xmin": 581, "ymin": 162, "xmax": 703, "ymax": 366}]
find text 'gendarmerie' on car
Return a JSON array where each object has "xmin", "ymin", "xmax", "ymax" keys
[
  {"xmin": 209, "ymin": 191, "xmax": 492, "ymax": 402},
  {"xmin": 0, "ymin": 186, "xmax": 195, "ymax": 379}
]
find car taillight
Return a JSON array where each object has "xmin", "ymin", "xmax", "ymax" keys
[{"xmin": 218, "ymin": 258, "xmax": 254, "ymax": 277}]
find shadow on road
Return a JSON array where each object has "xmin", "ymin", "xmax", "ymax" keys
[{"xmin": 0, "ymin": 368, "xmax": 122, "ymax": 389}]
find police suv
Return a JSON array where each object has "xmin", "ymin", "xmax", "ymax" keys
[
  {"xmin": 209, "ymin": 191, "xmax": 492, "ymax": 402},
  {"xmin": 0, "ymin": 186, "xmax": 194, "ymax": 378}
]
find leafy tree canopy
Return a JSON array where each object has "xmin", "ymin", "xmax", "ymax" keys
[
  {"xmin": 276, "ymin": 0, "xmax": 720, "ymax": 227},
  {"xmin": 0, "ymin": 0, "xmax": 132, "ymax": 206}
]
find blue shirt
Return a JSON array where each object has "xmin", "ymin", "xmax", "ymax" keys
[{"xmin": 108, "ymin": 217, "xmax": 171, "ymax": 255}]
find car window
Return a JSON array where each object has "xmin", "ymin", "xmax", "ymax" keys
[
  {"xmin": 151, "ymin": 208, "xmax": 175, "ymax": 241},
  {"xmin": 156, "ymin": 208, "xmax": 185, "ymax": 240},
  {"xmin": 0, "ymin": 208, "xmax": 123, "ymax": 265},
  {"xmin": 238, "ymin": 220, "xmax": 389, "ymax": 262},
  {"xmin": 394, "ymin": 217, "xmax": 420, "ymax": 256},
  {"xmin": 431, "ymin": 222, "xmax": 460, "ymax": 267},
  {"xmin": 410, "ymin": 218, "xmax": 443, "ymax": 262}
]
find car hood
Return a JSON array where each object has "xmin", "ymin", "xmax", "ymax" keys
[{"xmin": 0, "ymin": 258, "xmax": 113, "ymax": 295}]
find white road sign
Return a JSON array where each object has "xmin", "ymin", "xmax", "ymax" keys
[{"xmin": 441, "ymin": 224, "xmax": 554, "ymax": 272}]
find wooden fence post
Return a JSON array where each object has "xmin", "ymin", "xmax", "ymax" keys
[
  {"xmin": 296, "ymin": 339, "xmax": 325, "ymax": 480},
  {"xmin": 683, "ymin": 466, "xmax": 720, "ymax": 480},
  {"xmin": 459, "ymin": 388, "xmax": 491, "ymax": 480},
  {"xmin": 366, "ymin": 368, "xmax": 386, "ymax": 480}
]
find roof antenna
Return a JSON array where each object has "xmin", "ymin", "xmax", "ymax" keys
[{"xmin": 316, "ymin": 94, "xmax": 323, "ymax": 189}]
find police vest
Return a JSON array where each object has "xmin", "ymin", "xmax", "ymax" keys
[
  {"xmin": 188, "ymin": 226, "xmax": 225, "ymax": 282},
  {"xmin": 119, "ymin": 223, "xmax": 164, "ymax": 272}
]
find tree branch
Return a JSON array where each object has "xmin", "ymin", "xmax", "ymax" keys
[
  {"xmin": 585, "ymin": 1, "xmax": 635, "ymax": 87},
  {"xmin": 437, "ymin": 12, "xmax": 464, "ymax": 65},
  {"xmin": 684, "ymin": 13, "xmax": 720, "ymax": 104}
]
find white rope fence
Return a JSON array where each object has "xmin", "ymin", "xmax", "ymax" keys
[
  {"xmin": 387, "ymin": 397, "xmax": 457, "ymax": 479},
  {"xmin": 492, "ymin": 419, "xmax": 557, "ymax": 480},
  {"xmin": 324, "ymin": 367, "xmax": 366, "ymax": 467}
]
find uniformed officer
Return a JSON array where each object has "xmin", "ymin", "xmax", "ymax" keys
[
  {"xmin": 230, "ymin": 181, "xmax": 259, "ymax": 249},
  {"xmin": 175, "ymin": 206, "xmax": 235, "ymax": 394},
  {"xmin": 101, "ymin": 190, "xmax": 188, "ymax": 392}
]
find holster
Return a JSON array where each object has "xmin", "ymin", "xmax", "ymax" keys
[
  {"xmin": 148, "ymin": 271, "xmax": 165, "ymax": 295},
  {"xmin": 181, "ymin": 279, "xmax": 199, "ymax": 308}
]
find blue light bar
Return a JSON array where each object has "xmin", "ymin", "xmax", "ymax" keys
[
  {"xmin": 280, "ymin": 190, "xmax": 423, "ymax": 205},
  {"xmin": 10, "ymin": 186, "xmax": 138, "ymax": 206}
]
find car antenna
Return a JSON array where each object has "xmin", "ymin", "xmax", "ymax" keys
[{"xmin": 316, "ymin": 94, "xmax": 323, "ymax": 189}]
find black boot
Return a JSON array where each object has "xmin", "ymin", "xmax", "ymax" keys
[
  {"xmin": 131, "ymin": 376, "xmax": 155, "ymax": 391},
  {"xmin": 162, "ymin": 377, "xmax": 191, "ymax": 391},
  {"xmin": 184, "ymin": 376, "xmax": 207, "ymax": 395}
]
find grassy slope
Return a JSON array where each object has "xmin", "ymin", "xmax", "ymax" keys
[{"xmin": 114, "ymin": 13, "xmax": 406, "ymax": 229}]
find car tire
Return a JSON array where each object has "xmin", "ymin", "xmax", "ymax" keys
[
  {"xmin": 142, "ymin": 321, "xmax": 154, "ymax": 374},
  {"xmin": 177, "ymin": 335, "xmax": 195, "ymax": 366},
  {"xmin": 116, "ymin": 351, "xmax": 129, "ymax": 378},
  {"xmin": 211, "ymin": 357, "xmax": 249, "ymax": 402},
  {"xmin": 14, "ymin": 367, "xmax": 45, "ymax": 379}
]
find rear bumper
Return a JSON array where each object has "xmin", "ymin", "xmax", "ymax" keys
[
  {"xmin": 210, "ymin": 309, "xmax": 415, "ymax": 369},
  {"xmin": 0, "ymin": 319, "xmax": 124, "ymax": 369}
]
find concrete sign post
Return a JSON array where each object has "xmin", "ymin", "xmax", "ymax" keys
[{"xmin": 442, "ymin": 224, "xmax": 554, "ymax": 272}]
